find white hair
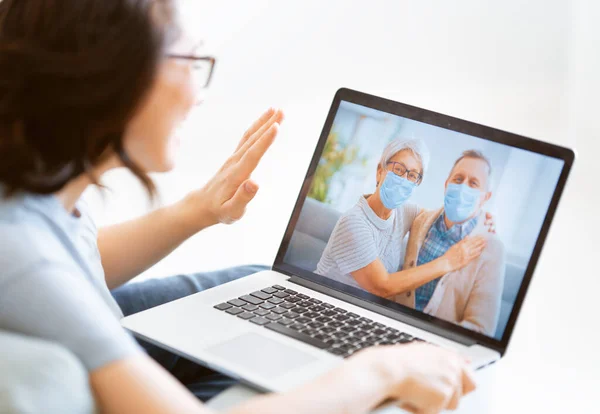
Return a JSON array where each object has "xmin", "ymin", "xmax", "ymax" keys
[{"xmin": 379, "ymin": 136, "xmax": 431, "ymax": 180}]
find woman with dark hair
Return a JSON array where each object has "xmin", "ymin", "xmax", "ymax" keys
[{"xmin": 0, "ymin": 0, "xmax": 475, "ymax": 412}]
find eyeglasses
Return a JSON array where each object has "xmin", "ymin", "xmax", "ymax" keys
[
  {"xmin": 167, "ymin": 54, "xmax": 216, "ymax": 89},
  {"xmin": 386, "ymin": 161, "xmax": 423, "ymax": 184}
]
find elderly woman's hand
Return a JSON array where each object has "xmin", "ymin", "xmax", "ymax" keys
[{"xmin": 181, "ymin": 108, "xmax": 284, "ymax": 229}]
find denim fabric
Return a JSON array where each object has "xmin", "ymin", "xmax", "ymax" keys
[{"xmin": 111, "ymin": 264, "xmax": 269, "ymax": 402}]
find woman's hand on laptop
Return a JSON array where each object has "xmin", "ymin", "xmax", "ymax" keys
[
  {"xmin": 360, "ymin": 343, "xmax": 476, "ymax": 412},
  {"xmin": 180, "ymin": 107, "xmax": 285, "ymax": 230}
]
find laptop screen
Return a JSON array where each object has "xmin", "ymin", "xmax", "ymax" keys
[{"xmin": 279, "ymin": 97, "xmax": 568, "ymax": 342}]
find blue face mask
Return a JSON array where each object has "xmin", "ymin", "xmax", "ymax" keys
[
  {"xmin": 379, "ymin": 172, "xmax": 417, "ymax": 209},
  {"xmin": 444, "ymin": 183, "xmax": 482, "ymax": 223}
]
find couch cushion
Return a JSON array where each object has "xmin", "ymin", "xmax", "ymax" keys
[{"xmin": 0, "ymin": 331, "xmax": 95, "ymax": 414}]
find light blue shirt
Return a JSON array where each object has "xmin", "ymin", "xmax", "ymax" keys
[{"xmin": 0, "ymin": 188, "xmax": 141, "ymax": 371}]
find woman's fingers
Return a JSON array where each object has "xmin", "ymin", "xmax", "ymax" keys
[
  {"xmin": 235, "ymin": 107, "xmax": 275, "ymax": 152},
  {"xmin": 446, "ymin": 387, "xmax": 461, "ymax": 411},
  {"xmin": 220, "ymin": 179, "xmax": 259, "ymax": 223},
  {"xmin": 235, "ymin": 122, "xmax": 279, "ymax": 178},
  {"xmin": 461, "ymin": 366, "xmax": 477, "ymax": 395},
  {"xmin": 234, "ymin": 109, "xmax": 284, "ymax": 159}
]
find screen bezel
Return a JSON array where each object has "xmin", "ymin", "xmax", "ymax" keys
[{"xmin": 273, "ymin": 87, "xmax": 575, "ymax": 354}]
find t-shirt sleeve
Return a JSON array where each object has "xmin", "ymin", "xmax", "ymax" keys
[
  {"xmin": 328, "ymin": 214, "xmax": 378, "ymax": 275},
  {"xmin": 402, "ymin": 203, "xmax": 421, "ymax": 230},
  {"xmin": 0, "ymin": 262, "xmax": 142, "ymax": 372}
]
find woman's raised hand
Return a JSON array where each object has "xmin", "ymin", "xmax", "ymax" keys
[
  {"xmin": 183, "ymin": 108, "xmax": 284, "ymax": 228},
  {"xmin": 443, "ymin": 235, "xmax": 487, "ymax": 272}
]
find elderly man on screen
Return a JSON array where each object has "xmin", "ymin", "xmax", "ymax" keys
[{"xmin": 396, "ymin": 150, "xmax": 506, "ymax": 336}]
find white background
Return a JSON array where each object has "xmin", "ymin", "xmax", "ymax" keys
[{"xmin": 85, "ymin": 0, "xmax": 599, "ymax": 412}]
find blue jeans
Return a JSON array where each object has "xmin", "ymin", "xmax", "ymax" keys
[{"xmin": 111, "ymin": 265, "xmax": 269, "ymax": 402}]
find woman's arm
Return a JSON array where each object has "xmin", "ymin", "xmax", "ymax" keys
[
  {"xmin": 100, "ymin": 108, "xmax": 284, "ymax": 289},
  {"xmin": 91, "ymin": 344, "xmax": 476, "ymax": 414},
  {"xmin": 99, "ymin": 198, "xmax": 212, "ymax": 290},
  {"xmin": 351, "ymin": 236, "xmax": 487, "ymax": 298}
]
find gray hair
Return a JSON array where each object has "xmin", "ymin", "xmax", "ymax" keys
[
  {"xmin": 379, "ymin": 137, "xmax": 431, "ymax": 179},
  {"xmin": 450, "ymin": 149, "xmax": 493, "ymax": 189}
]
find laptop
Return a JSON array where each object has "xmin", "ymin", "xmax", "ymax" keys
[{"xmin": 122, "ymin": 88, "xmax": 574, "ymax": 393}]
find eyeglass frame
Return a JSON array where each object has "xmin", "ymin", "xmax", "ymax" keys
[
  {"xmin": 386, "ymin": 161, "xmax": 423, "ymax": 185},
  {"xmin": 167, "ymin": 54, "xmax": 216, "ymax": 89}
]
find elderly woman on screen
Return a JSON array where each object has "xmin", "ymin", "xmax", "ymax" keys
[{"xmin": 315, "ymin": 137, "xmax": 488, "ymax": 299}]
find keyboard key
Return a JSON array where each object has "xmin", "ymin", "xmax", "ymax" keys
[
  {"xmin": 284, "ymin": 289, "xmax": 297, "ymax": 295},
  {"xmin": 347, "ymin": 312, "xmax": 359, "ymax": 319},
  {"xmin": 329, "ymin": 321, "xmax": 344, "ymax": 328},
  {"xmin": 238, "ymin": 312, "xmax": 255, "ymax": 320},
  {"xmin": 261, "ymin": 287, "xmax": 278, "ymax": 294},
  {"xmin": 307, "ymin": 321, "xmax": 324, "ymax": 329},
  {"xmin": 260, "ymin": 302, "xmax": 276, "ymax": 310},
  {"xmin": 359, "ymin": 317, "xmax": 372, "ymax": 323},
  {"xmin": 274, "ymin": 291, "xmax": 290, "ymax": 298},
  {"xmin": 242, "ymin": 304, "xmax": 258, "ymax": 311},
  {"xmin": 335, "ymin": 314, "xmax": 350, "ymax": 322},
  {"xmin": 329, "ymin": 347, "xmax": 346, "ymax": 356},
  {"xmin": 286, "ymin": 311, "xmax": 300, "ymax": 319},
  {"xmin": 268, "ymin": 297, "xmax": 284, "ymax": 305},
  {"xmin": 341, "ymin": 325, "xmax": 355, "ymax": 333},
  {"xmin": 321, "ymin": 326, "xmax": 337, "ymax": 334},
  {"xmin": 309, "ymin": 298, "xmax": 322, "ymax": 304},
  {"xmin": 372, "ymin": 328, "xmax": 387, "ymax": 336},
  {"xmin": 272, "ymin": 285, "xmax": 286, "ymax": 290},
  {"xmin": 310, "ymin": 305, "xmax": 325, "ymax": 312},
  {"xmin": 298, "ymin": 301, "xmax": 313, "ymax": 307},
  {"xmin": 297, "ymin": 293, "xmax": 309, "ymax": 299},
  {"xmin": 266, "ymin": 313, "xmax": 282, "ymax": 321},
  {"xmin": 303, "ymin": 312, "xmax": 319, "ymax": 319},
  {"xmin": 264, "ymin": 323, "xmax": 328, "ymax": 349},
  {"xmin": 278, "ymin": 318, "xmax": 294, "ymax": 326},
  {"xmin": 250, "ymin": 291, "xmax": 272, "ymax": 300},
  {"xmin": 272, "ymin": 307, "xmax": 288, "ymax": 315},
  {"xmin": 347, "ymin": 319, "xmax": 362, "ymax": 326},
  {"xmin": 295, "ymin": 317, "xmax": 311, "ymax": 324},
  {"xmin": 323, "ymin": 310, "xmax": 337, "ymax": 317},
  {"xmin": 226, "ymin": 307, "xmax": 243, "ymax": 315},
  {"xmin": 254, "ymin": 308, "xmax": 270, "ymax": 316},
  {"xmin": 280, "ymin": 302, "xmax": 296, "ymax": 309},
  {"xmin": 286, "ymin": 296, "xmax": 301, "ymax": 303},
  {"xmin": 227, "ymin": 299, "xmax": 246, "ymax": 307},
  {"xmin": 374, "ymin": 322, "xmax": 385, "ymax": 328},
  {"xmin": 240, "ymin": 295, "xmax": 263, "ymax": 305},
  {"xmin": 334, "ymin": 308, "xmax": 347, "ymax": 313},
  {"xmin": 315, "ymin": 316, "xmax": 332, "ymax": 323},
  {"xmin": 322, "ymin": 303, "xmax": 335, "ymax": 309},
  {"xmin": 214, "ymin": 303, "xmax": 232, "ymax": 310},
  {"xmin": 313, "ymin": 333, "xmax": 330, "ymax": 341},
  {"xmin": 250, "ymin": 316, "xmax": 270, "ymax": 326},
  {"xmin": 289, "ymin": 323, "xmax": 304, "ymax": 331}
]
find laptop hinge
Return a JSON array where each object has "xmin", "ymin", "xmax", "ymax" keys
[{"xmin": 289, "ymin": 275, "xmax": 477, "ymax": 347}]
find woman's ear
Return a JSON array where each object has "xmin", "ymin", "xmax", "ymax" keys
[{"xmin": 376, "ymin": 165, "xmax": 383, "ymax": 187}]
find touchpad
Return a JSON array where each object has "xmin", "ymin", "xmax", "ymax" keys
[{"xmin": 205, "ymin": 332, "xmax": 317, "ymax": 378}]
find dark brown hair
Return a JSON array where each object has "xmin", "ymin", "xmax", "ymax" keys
[{"xmin": 0, "ymin": 0, "xmax": 178, "ymax": 196}]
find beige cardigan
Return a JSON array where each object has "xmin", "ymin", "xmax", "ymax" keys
[{"xmin": 394, "ymin": 208, "xmax": 506, "ymax": 336}]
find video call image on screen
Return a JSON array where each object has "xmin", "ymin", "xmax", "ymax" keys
[{"xmin": 284, "ymin": 101, "xmax": 564, "ymax": 340}]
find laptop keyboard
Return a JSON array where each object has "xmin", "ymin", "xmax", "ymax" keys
[{"xmin": 214, "ymin": 285, "xmax": 425, "ymax": 358}]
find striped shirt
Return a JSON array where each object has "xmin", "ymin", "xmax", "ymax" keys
[
  {"xmin": 414, "ymin": 213, "xmax": 479, "ymax": 311},
  {"xmin": 316, "ymin": 196, "xmax": 420, "ymax": 290}
]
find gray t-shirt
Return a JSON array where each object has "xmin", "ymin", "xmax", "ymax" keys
[
  {"xmin": 315, "ymin": 196, "xmax": 420, "ymax": 289},
  {"xmin": 0, "ymin": 189, "xmax": 142, "ymax": 371}
]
